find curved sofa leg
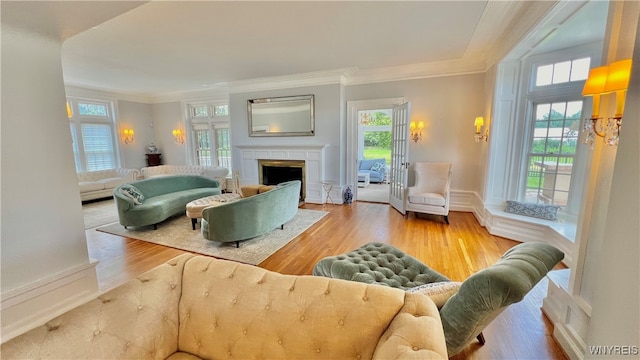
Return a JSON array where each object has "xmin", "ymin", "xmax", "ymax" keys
[
  {"xmin": 404, "ymin": 212, "xmax": 409, "ymax": 219},
  {"xmin": 153, "ymin": 224, "xmax": 158, "ymax": 230},
  {"xmin": 444, "ymin": 215, "xmax": 449, "ymax": 224},
  {"xmin": 281, "ymin": 224, "xmax": 284, "ymax": 230},
  {"xmin": 124, "ymin": 226, "xmax": 128, "ymax": 229},
  {"xmin": 235, "ymin": 241, "xmax": 239, "ymax": 248}
]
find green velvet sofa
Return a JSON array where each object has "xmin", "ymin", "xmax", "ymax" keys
[
  {"xmin": 113, "ymin": 175, "xmax": 221, "ymax": 229},
  {"xmin": 201, "ymin": 180, "xmax": 300, "ymax": 247}
]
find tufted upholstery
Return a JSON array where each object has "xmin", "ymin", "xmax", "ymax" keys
[
  {"xmin": 141, "ymin": 165, "xmax": 229, "ymax": 189},
  {"xmin": 313, "ymin": 242, "xmax": 450, "ymax": 289},
  {"xmin": 314, "ymin": 241, "xmax": 565, "ymax": 356},
  {"xmin": 1, "ymin": 254, "xmax": 448, "ymax": 359},
  {"xmin": 77, "ymin": 168, "xmax": 140, "ymax": 201}
]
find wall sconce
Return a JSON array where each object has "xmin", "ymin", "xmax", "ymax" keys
[
  {"xmin": 66, "ymin": 101, "xmax": 73, "ymax": 118},
  {"xmin": 409, "ymin": 121, "xmax": 424, "ymax": 142},
  {"xmin": 172, "ymin": 129, "xmax": 185, "ymax": 144},
  {"xmin": 122, "ymin": 129, "xmax": 134, "ymax": 144},
  {"xmin": 474, "ymin": 116, "xmax": 488, "ymax": 142},
  {"xmin": 583, "ymin": 59, "xmax": 632, "ymax": 147}
]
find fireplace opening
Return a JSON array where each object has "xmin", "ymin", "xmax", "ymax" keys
[{"xmin": 258, "ymin": 159, "xmax": 305, "ymax": 201}]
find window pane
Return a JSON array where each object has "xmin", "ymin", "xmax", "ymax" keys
[
  {"xmin": 570, "ymin": 57, "xmax": 591, "ymax": 81},
  {"xmin": 78, "ymin": 103, "xmax": 108, "ymax": 117},
  {"xmin": 194, "ymin": 129, "xmax": 211, "ymax": 166},
  {"xmin": 565, "ymin": 101, "xmax": 582, "ymax": 119},
  {"xmin": 81, "ymin": 123, "xmax": 115, "ymax": 171},
  {"xmin": 214, "ymin": 105, "xmax": 229, "ymax": 116},
  {"xmin": 536, "ymin": 65, "xmax": 553, "ymax": 86},
  {"xmin": 552, "ymin": 61, "xmax": 571, "ymax": 84},
  {"xmin": 215, "ymin": 127, "xmax": 232, "ymax": 172},
  {"xmin": 192, "ymin": 105, "xmax": 209, "ymax": 118},
  {"xmin": 526, "ymin": 101, "xmax": 578, "ymax": 206},
  {"xmin": 535, "ymin": 103, "xmax": 551, "ymax": 120}
]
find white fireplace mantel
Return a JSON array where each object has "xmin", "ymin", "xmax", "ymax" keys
[{"xmin": 236, "ymin": 144, "xmax": 330, "ymax": 204}]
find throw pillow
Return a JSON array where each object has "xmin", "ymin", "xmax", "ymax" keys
[
  {"xmin": 119, "ymin": 184, "xmax": 145, "ymax": 205},
  {"xmin": 370, "ymin": 161, "xmax": 386, "ymax": 174},
  {"xmin": 406, "ymin": 281, "xmax": 462, "ymax": 308},
  {"xmin": 504, "ymin": 200, "xmax": 560, "ymax": 220}
]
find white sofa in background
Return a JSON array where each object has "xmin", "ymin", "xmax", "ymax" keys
[
  {"xmin": 141, "ymin": 165, "xmax": 230, "ymax": 189},
  {"xmin": 78, "ymin": 168, "xmax": 140, "ymax": 201}
]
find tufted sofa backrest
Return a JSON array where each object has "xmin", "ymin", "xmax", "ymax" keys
[
  {"xmin": 178, "ymin": 256, "xmax": 427, "ymax": 359},
  {"xmin": 1, "ymin": 254, "xmax": 195, "ymax": 359},
  {"xmin": 77, "ymin": 169, "xmax": 118, "ymax": 182}
]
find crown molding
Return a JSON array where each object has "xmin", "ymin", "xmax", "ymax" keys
[
  {"xmin": 66, "ymin": 58, "xmax": 492, "ymax": 104},
  {"xmin": 343, "ymin": 57, "xmax": 487, "ymax": 86}
]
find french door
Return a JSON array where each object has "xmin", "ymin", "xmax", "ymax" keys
[{"xmin": 389, "ymin": 102, "xmax": 410, "ymax": 214}]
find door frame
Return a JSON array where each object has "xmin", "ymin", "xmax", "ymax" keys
[{"xmin": 346, "ymin": 97, "xmax": 405, "ymax": 200}]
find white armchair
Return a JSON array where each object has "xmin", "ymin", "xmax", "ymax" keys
[{"xmin": 404, "ymin": 162, "xmax": 452, "ymax": 224}]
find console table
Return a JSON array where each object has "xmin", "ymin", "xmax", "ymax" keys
[{"xmin": 146, "ymin": 153, "xmax": 162, "ymax": 167}]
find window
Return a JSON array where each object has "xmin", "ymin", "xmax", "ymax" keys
[
  {"xmin": 188, "ymin": 102, "xmax": 232, "ymax": 174},
  {"xmin": 519, "ymin": 51, "xmax": 594, "ymax": 215},
  {"xmin": 68, "ymin": 98, "xmax": 118, "ymax": 172},
  {"xmin": 525, "ymin": 101, "xmax": 581, "ymax": 206},
  {"xmin": 535, "ymin": 57, "xmax": 591, "ymax": 87}
]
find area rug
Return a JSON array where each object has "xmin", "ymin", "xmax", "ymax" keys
[
  {"xmin": 83, "ymin": 199, "xmax": 119, "ymax": 229},
  {"xmin": 95, "ymin": 209, "xmax": 328, "ymax": 265}
]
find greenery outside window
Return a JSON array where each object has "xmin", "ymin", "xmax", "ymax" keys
[{"xmin": 359, "ymin": 110, "xmax": 392, "ymax": 164}]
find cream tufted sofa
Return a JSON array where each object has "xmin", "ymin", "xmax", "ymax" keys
[
  {"xmin": 1, "ymin": 254, "xmax": 448, "ymax": 359},
  {"xmin": 141, "ymin": 165, "xmax": 229, "ymax": 189},
  {"xmin": 78, "ymin": 168, "xmax": 140, "ymax": 201}
]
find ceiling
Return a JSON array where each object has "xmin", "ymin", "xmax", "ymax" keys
[{"xmin": 3, "ymin": 1, "xmax": 608, "ymax": 100}]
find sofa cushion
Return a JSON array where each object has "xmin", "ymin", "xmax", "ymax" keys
[
  {"xmin": 79, "ymin": 181, "xmax": 105, "ymax": 193},
  {"xmin": 370, "ymin": 161, "xmax": 385, "ymax": 173},
  {"xmin": 504, "ymin": 200, "xmax": 560, "ymax": 220},
  {"xmin": 406, "ymin": 281, "xmax": 462, "ymax": 308},
  {"xmin": 408, "ymin": 192, "xmax": 446, "ymax": 206},
  {"xmin": 120, "ymin": 184, "xmax": 145, "ymax": 205}
]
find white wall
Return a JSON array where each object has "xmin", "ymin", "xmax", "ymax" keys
[
  {"xmin": 117, "ymin": 100, "xmax": 154, "ymax": 169},
  {"xmin": 1, "ymin": 25, "xmax": 98, "ymax": 339},
  {"xmin": 345, "ymin": 73, "xmax": 486, "ymax": 192},
  {"xmin": 229, "ymin": 84, "xmax": 342, "ymax": 183},
  {"xmin": 150, "ymin": 101, "xmax": 187, "ymax": 165},
  {"xmin": 585, "ymin": 3, "xmax": 639, "ymax": 356}
]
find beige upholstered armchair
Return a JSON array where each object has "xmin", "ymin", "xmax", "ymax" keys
[{"xmin": 404, "ymin": 162, "xmax": 452, "ymax": 224}]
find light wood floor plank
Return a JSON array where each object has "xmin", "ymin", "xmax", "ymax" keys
[{"xmin": 85, "ymin": 201, "xmax": 567, "ymax": 359}]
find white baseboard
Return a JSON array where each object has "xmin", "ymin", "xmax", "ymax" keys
[{"xmin": 1, "ymin": 260, "xmax": 100, "ymax": 343}]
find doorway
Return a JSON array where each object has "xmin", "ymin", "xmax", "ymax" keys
[
  {"xmin": 357, "ymin": 109, "xmax": 392, "ymax": 203},
  {"xmin": 346, "ymin": 98, "xmax": 406, "ymax": 203}
]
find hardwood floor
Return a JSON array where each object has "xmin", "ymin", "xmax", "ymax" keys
[{"xmin": 86, "ymin": 201, "xmax": 567, "ymax": 359}]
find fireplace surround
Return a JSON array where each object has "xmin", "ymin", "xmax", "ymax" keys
[{"xmin": 236, "ymin": 145, "xmax": 329, "ymax": 204}]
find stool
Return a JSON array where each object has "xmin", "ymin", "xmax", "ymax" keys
[
  {"xmin": 185, "ymin": 193, "xmax": 241, "ymax": 230},
  {"xmin": 313, "ymin": 242, "xmax": 449, "ymax": 289},
  {"xmin": 321, "ymin": 181, "xmax": 335, "ymax": 204}
]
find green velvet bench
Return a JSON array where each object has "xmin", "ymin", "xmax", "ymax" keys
[{"xmin": 313, "ymin": 241, "xmax": 564, "ymax": 356}]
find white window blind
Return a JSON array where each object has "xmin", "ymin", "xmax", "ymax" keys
[{"xmin": 81, "ymin": 123, "xmax": 115, "ymax": 171}]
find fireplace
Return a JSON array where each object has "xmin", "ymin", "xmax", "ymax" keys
[{"xmin": 258, "ymin": 159, "xmax": 306, "ymax": 200}]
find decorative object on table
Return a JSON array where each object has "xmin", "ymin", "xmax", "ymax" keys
[
  {"xmin": 147, "ymin": 143, "xmax": 159, "ymax": 153},
  {"xmin": 343, "ymin": 184, "xmax": 353, "ymax": 204}
]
